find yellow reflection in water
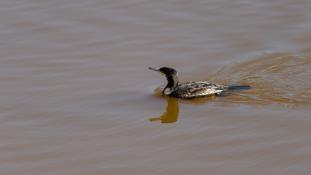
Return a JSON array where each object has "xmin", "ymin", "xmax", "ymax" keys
[{"xmin": 149, "ymin": 98, "xmax": 179, "ymax": 123}]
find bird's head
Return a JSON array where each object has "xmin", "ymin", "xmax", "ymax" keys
[{"xmin": 148, "ymin": 67, "xmax": 177, "ymax": 77}]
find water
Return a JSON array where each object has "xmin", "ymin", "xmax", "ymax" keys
[{"xmin": 0, "ymin": 0, "xmax": 311, "ymax": 174}]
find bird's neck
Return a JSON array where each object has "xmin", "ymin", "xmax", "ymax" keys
[{"xmin": 163, "ymin": 74, "xmax": 179, "ymax": 95}]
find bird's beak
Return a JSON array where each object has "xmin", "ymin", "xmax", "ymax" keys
[{"xmin": 148, "ymin": 67, "xmax": 160, "ymax": 72}]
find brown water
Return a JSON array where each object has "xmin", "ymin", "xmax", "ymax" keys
[{"xmin": 1, "ymin": 0, "xmax": 311, "ymax": 174}]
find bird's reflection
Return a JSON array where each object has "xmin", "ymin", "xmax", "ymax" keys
[{"xmin": 149, "ymin": 97, "xmax": 179, "ymax": 124}]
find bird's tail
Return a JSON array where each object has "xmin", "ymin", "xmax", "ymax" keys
[{"xmin": 227, "ymin": 85, "xmax": 251, "ymax": 91}]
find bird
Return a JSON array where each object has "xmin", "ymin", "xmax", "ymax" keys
[{"xmin": 149, "ymin": 66, "xmax": 250, "ymax": 99}]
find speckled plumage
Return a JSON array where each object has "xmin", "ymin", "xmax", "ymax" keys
[{"xmin": 170, "ymin": 81, "xmax": 226, "ymax": 99}]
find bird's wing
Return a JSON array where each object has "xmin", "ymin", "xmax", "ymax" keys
[{"xmin": 178, "ymin": 82, "xmax": 225, "ymax": 98}]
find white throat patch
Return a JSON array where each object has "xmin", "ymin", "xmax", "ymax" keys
[{"xmin": 163, "ymin": 88, "xmax": 172, "ymax": 95}]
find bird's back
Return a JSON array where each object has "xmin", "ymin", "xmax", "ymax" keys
[{"xmin": 171, "ymin": 81, "xmax": 226, "ymax": 99}]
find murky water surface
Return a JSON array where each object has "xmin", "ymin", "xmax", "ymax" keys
[{"xmin": 0, "ymin": 0, "xmax": 311, "ymax": 174}]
